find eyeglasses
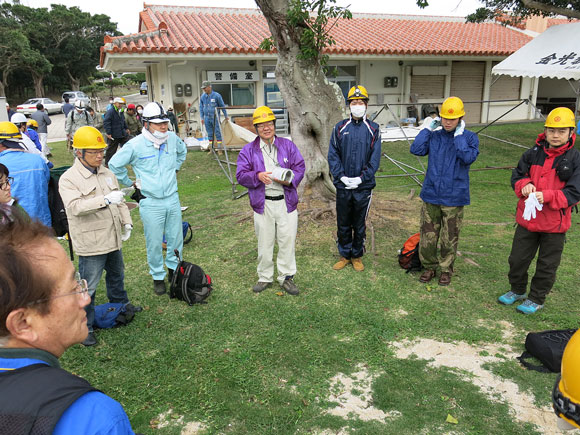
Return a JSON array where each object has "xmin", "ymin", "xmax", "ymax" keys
[
  {"xmin": 84, "ymin": 150, "xmax": 105, "ymax": 156},
  {"xmin": 28, "ymin": 273, "xmax": 89, "ymax": 306},
  {"xmin": 257, "ymin": 122, "xmax": 275, "ymax": 130},
  {"xmin": 0, "ymin": 177, "xmax": 13, "ymax": 190}
]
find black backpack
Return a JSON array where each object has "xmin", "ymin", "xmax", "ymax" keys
[
  {"xmin": 169, "ymin": 250, "xmax": 212, "ymax": 305},
  {"xmin": 517, "ymin": 328, "xmax": 577, "ymax": 373}
]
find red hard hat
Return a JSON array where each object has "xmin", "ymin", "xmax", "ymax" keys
[{"xmin": 127, "ymin": 103, "xmax": 136, "ymax": 110}]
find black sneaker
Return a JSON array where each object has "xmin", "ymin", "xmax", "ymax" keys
[
  {"xmin": 168, "ymin": 268, "xmax": 174, "ymax": 283},
  {"xmin": 82, "ymin": 332, "xmax": 97, "ymax": 347},
  {"xmin": 252, "ymin": 281, "xmax": 271, "ymax": 293},
  {"xmin": 281, "ymin": 278, "xmax": 299, "ymax": 296},
  {"xmin": 153, "ymin": 280, "xmax": 166, "ymax": 295}
]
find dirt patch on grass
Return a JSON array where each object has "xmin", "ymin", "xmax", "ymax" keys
[
  {"xmin": 391, "ymin": 337, "xmax": 557, "ymax": 434},
  {"xmin": 153, "ymin": 409, "xmax": 207, "ymax": 434},
  {"xmin": 325, "ymin": 364, "xmax": 402, "ymax": 423}
]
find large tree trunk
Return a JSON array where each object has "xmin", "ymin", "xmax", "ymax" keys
[
  {"xmin": 255, "ymin": 0, "xmax": 347, "ymax": 200},
  {"xmin": 66, "ymin": 70, "xmax": 81, "ymax": 91},
  {"xmin": 31, "ymin": 72, "xmax": 44, "ymax": 97}
]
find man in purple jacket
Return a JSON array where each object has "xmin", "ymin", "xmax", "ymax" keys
[{"xmin": 236, "ymin": 106, "xmax": 305, "ymax": 295}]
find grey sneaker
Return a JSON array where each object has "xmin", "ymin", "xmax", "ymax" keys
[
  {"xmin": 281, "ymin": 278, "xmax": 299, "ymax": 296},
  {"xmin": 252, "ymin": 281, "xmax": 271, "ymax": 293},
  {"xmin": 82, "ymin": 332, "xmax": 97, "ymax": 347}
]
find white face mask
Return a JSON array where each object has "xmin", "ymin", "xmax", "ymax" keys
[
  {"xmin": 137, "ymin": 109, "xmax": 143, "ymax": 115},
  {"xmin": 350, "ymin": 104, "xmax": 366, "ymax": 119},
  {"xmin": 152, "ymin": 130, "xmax": 168, "ymax": 140}
]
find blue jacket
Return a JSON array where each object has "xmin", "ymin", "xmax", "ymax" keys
[
  {"xmin": 236, "ymin": 136, "xmax": 305, "ymax": 214},
  {"xmin": 0, "ymin": 348, "xmax": 134, "ymax": 435},
  {"xmin": 328, "ymin": 116, "xmax": 382, "ymax": 190},
  {"xmin": 109, "ymin": 132, "xmax": 187, "ymax": 199},
  {"xmin": 26, "ymin": 127, "xmax": 43, "ymax": 152},
  {"xmin": 104, "ymin": 107, "xmax": 128, "ymax": 139},
  {"xmin": 200, "ymin": 91, "xmax": 228, "ymax": 120},
  {"xmin": 410, "ymin": 127, "xmax": 479, "ymax": 206},
  {"xmin": 0, "ymin": 149, "xmax": 51, "ymax": 226}
]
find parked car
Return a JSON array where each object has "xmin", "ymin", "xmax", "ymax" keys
[
  {"xmin": 140, "ymin": 82, "xmax": 148, "ymax": 95},
  {"xmin": 61, "ymin": 91, "xmax": 90, "ymax": 106},
  {"xmin": 16, "ymin": 98, "xmax": 63, "ymax": 116}
]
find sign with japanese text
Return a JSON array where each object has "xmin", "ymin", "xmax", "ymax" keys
[{"xmin": 207, "ymin": 71, "xmax": 258, "ymax": 82}]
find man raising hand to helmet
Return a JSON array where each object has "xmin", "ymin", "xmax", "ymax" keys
[
  {"xmin": 410, "ymin": 96, "xmax": 479, "ymax": 286},
  {"xmin": 498, "ymin": 107, "xmax": 580, "ymax": 314},
  {"xmin": 109, "ymin": 102, "xmax": 187, "ymax": 296}
]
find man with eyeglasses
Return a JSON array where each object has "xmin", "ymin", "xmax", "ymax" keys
[
  {"xmin": 59, "ymin": 126, "xmax": 136, "ymax": 346},
  {"xmin": 236, "ymin": 106, "xmax": 305, "ymax": 295},
  {"xmin": 109, "ymin": 102, "xmax": 187, "ymax": 296},
  {"xmin": 0, "ymin": 208, "xmax": 135, "ymax": 433}
]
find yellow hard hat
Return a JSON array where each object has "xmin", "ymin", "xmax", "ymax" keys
[
  {"xmin": 545, "ymin": 107, "xmax": 576, "ymax": 128},
  {"xmin": 253, "ymin": 106, "xmax": 276, "ymax": 125},
  {"xmin": 72, "ymin": 126, "xmax": 107, "ymax": 150},
  {"xmin": 440, "ymin": 97, "xmax": 465, "ymax": 119},
  {"xmin": 347, "ymin": 85, "xmax": 369, "ymax": 101},
  {"xmin": 553, "ymin": 330, "xmax": 580, "ymax": 429},
  {"xmin": 0, "ymin": 122, "xmax": 22, "ymax": 140},
  {"xmin": 27, "ymin": 119, "xmax": 39, "ymax": 128}
]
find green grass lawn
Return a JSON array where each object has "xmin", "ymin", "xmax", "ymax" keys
[{"xmin": 51, "ymin": 122, "xmax": 579, "ymax": 434}]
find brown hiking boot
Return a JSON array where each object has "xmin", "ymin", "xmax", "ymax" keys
[
  {"xmin": 352, "ymin": 257, "xmax": 364, "ymax": 272},
  {"xmin": 438, "ymin": 272, "xmax": 452, "ymax": 286},
  {"xmin": 419, "ymin": 269, "xmax": 436, "ymax": 283},
  {"xmin": 332, "ymin": 257, "xmax": 351, "ymax": 270}
]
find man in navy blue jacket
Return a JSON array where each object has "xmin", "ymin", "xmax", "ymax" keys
[
  {"xmin": 0, "ymin": 208, "xmax": 134, "ymax": 434},
  {"xmin": 328, "ymin": 85, "xmax": 382, "ymax": 272},
  {"xmin": 104, "ymin": 97, "xmax": 130, "ymax": 167},
  {"xmin": 410, "ymin": 96, "xmax": 479, "ymax": 286}
]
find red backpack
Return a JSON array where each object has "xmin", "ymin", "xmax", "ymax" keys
[{"xmin": 398, "ymin": 233, "xmax": 422, "ymax": 271}]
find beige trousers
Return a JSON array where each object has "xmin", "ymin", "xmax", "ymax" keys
[{"xmin": 254, "ymin": 199, "xmax": 298, "ymax": 284}]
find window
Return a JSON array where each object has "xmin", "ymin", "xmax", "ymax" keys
[
  {"xmin": 211, "ymin": 83, "xmax": 255, "ymax": 107},
  {"xmin": 326, "ymin": 65, "xmax": 357, "ymax": 100},
  {"xmin": 490, "ymin": 62, "xmax": 521, "ymax": 100}
]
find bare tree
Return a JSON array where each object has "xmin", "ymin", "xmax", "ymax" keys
[{"xmin": 255, "ymin": 0, "xmax": 351, "ymax": 200}]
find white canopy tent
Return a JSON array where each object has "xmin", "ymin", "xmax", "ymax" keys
[{"xmin": 492, "ymin": 22, "xmax": 580, "ymax": 113}]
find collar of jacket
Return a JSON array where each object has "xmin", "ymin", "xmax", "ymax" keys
[
  {"xmin": 75, "ymin": 157, "xmax": 99, "ymax": 177},
  {"xmin": 536, "ymin": 132, "xmax": 576, "ymax": 157}
]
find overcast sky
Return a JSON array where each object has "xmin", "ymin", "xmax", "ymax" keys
[{"xmin": 21, "ymin": 0, "xmax": 483, "ymax": 35}]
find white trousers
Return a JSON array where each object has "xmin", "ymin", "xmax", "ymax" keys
[
  {"xmin": 38, "ymin": 133, "xmax": 49, "ymax": 156},
  {"xmin": 254, "ymin": 199, "xmax": 298, "ymax": 284}
]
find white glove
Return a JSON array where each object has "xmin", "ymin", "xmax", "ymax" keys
[
  {"xmin": 349, "ymin": 177, "xmax": 362, "ymax": 186},
  {"xmin": 523, "ymin": 192, "xmax": 543, "ymax": 221},
  {"xmin": 428, "ymin": 117, "xmax": 441, "ymax": 131},
  {"xmin": 454, "ymin": 120, "xmax": 465, "ymax": 137},
  {"xmin": 340, "ymin": 176, "xmax": 350, "ymax": 187},
  {"xmin": 104, "ymin": 190, "xmax": 124, "ymax": 205},
  {"xmin": 121, "ymin": 224, "xmax": 132, "ymax": 242}
]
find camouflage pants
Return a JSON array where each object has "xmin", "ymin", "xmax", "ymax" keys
[{"xmin": 419, "ymin": 202, "xmax": 464, "ymax": 273}]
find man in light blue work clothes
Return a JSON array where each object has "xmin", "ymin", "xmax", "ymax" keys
[
  {"xmin": 109, "ymin": 102, "xmax": 187, "ymax": 296},
  {"xmin": 200, "ymin": 81, "xmax": 229, "ymax": 150}
]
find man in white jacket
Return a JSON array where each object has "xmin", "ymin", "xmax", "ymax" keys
[{"xmin": 59, "ymin": 126, "xmax": 136, "ymax": 347}]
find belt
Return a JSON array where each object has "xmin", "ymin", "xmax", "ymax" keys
[{"xmin": 265, "ymin": 195, "xmax": 284, "ymax": 201}]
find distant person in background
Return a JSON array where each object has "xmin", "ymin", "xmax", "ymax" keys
[
  {"xmin": 88, "ymin": 107, "xmax": 105, "ymax": 137},
  {"xmin": 30, "ymin": 103, "xmax": 52, "ymax": 157},
  {"xmin": 62, "ymin": 97, "xmax": 74, "ymax": 118},
  {"xmin": 200, "ymin": 81, "xmax": 228, "ymax": 150},
  {"xmin": 0, "ymin": 122, "xmax": 51, "ymax": 226},
  {"xmin": 106, "ymin": 96, "xmax": 114, "ymax": 112},
  {"xmin": 6, "ymin": 103, "xmax": 15, "ymax": 121},
  {"xmin": 167, "ymin": 108, "xmax": 179, "ymax": 134},
  {"xmin": 136, "ymin": 105, "xmax": 144, "ymax": 124},
  {"xmin": 26, "ymin": 119, "xmax": 43, "ymax": 153},
  {"xmin": 103, "ymin": 97, "xmax": 130, "ymax": 166},
  {"xmin": 65, "ymin": 101, "xmax": 94, "ymax": 149},
  {"xmin": 124, "ymin": 104, "xmax": 141, "ymax": 137}
]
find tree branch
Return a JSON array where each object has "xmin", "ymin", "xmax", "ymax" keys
[{"xmin": 521, "ymin": 0, "xmax": 580, "ymax": 19}]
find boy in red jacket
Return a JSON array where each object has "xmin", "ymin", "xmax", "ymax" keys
[{"xmin": 498, "ymin": 107, "xmax": 580, "ymax": 314}]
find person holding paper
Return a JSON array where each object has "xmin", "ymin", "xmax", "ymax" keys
[
  {"xmin": 328, "ymin": 85, "xmax": 381, "ymax": 272},
  {"xmin": 236, "ymin": 106, "xmax": 305, "ymax": 295},
  {"xmin": 498, "ymin": 107, "xmax": 580, "ymax": 314}
]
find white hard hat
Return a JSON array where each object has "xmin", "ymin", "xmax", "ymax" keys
[
  {"xmin": 113, "ymin": 97, "xmax": 125, "ymax": 104},
  {"xmin": 74, "ymin": 100, "xmax": 86, "ymax": 110},
  {"xmin": 10, "ymin": 113, "xmax": 28, "ymax": 124},
  {"xmin": 142, "ymin": 102, "xmax": 169, "ymax": 124}
]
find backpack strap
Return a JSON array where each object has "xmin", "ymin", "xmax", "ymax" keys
[{"xmin": 517, "ymin": 351, "xmax": 552, "ymax": 373}]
